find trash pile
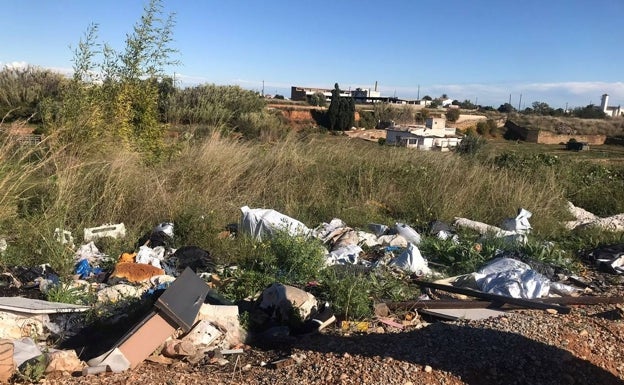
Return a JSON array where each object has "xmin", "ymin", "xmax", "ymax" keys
[{"xmin": 0, "ymin": 201, "xmax": 622, "ymax": 381}]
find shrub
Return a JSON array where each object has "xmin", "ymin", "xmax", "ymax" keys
[
  {"xmin": 445, "ymin": 108, "xmax": 460, "ymax": 122},
  {"xmin": 456, "ymin": 133, "xmax": 486, "ymax": 156},
  {"xmin": 318, "ymin": 267, "xmax": 373, "ymax": 320}
]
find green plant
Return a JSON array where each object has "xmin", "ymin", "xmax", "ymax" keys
[
  {"xmin": 327, "ymin": 83, "xmax": 354, "ymax": 131},
  {"xmin": 18, "ymin": 354, "xmax": 47, "ymax": 382},
  {"xmin": 445, "ymin": 108, "xmax": 460, "ymax": 123},
  {"xmin": 456, "ymin": 133, "xmax": 486, "ymax": 156},
  {"xmin": 317, "ymin": 267, "xmax": 372, "ymax": 320},
  {"xmin": 45, "ymin": 281, "xmax": 93, "ymax": 305},
  {"xmin": 368, "ymin": 270, "xmax": 419, "ymax": 302}
]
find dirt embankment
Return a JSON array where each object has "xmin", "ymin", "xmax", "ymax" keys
[{"xmin": 269, "ymin": 104, "xmax": 360, "ymax": 130}]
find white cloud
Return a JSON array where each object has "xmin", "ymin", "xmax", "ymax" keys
[{"xmin": 2, "ymin": 61, "xmax": 29, "ymax": 70}]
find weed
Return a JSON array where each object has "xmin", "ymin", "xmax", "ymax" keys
[
  {"xmin": 317, "ymin": 267, "xmax": 373, "ymax": 320},
  {"xmin": 17, "ymin": 354, "xmax": 46, "ymax": 383},
  {"xmin": 45, "ymin": 281, "xmax": 92, "ymax": 305}
]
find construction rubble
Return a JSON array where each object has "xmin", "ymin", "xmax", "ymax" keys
[{"xmin": 0, "ymin": 201, "xmax": 622, "ymax": 382}]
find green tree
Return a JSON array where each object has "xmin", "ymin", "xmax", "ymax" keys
[
  {"xmin": 532, "ymin": 101, "xmax": 554, "ymax": 116},
  {"xmin": 0, "ymin": 65, "xmax": 66, "ymax": 123},
  {"xmin": 327, "ymin": 83, "xmax": 354, "ymax": 131},
  {"xmin": 497, "ymin": 103, "xmax": 516, "ymax": 113},
  {"xmin": 460, "ymin": 99, "xmax": 476, "ymax": 109},
  {"xmin": 309, "ymin": 92, "xmax": 327, "ymax": 107},
  {"xmin": 445, "ymin": 108, "xmax": 460, "ymax": 122},
  {"xmin": 573, "ymin": 104, "xmax": 607, "ymax": 119},
  {"xmin": 50, "ymin": 0, "xmax": 179, "ymax": 158}
]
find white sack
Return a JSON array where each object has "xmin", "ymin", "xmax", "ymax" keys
[{"xmin": 240, "ymin": 206, "xmax": 310, "ymax": 241}]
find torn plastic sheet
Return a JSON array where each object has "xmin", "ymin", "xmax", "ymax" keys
[
  {"xmin": 500, "ymin": 208, "xmax": 533, "ymax": 234},
  {"xmin": 74, "ymin": 241, "xmax": 106, "ymax": 264},
  {"xmin": 395, "ymin": 223, "xmax": 421, "ymax": 245},
  {"xmin": 584, "ymin": 244, "xmax": 624, "ymax": 274},
  {"xmin": 239, "ymin": 206, "xmax": 310, "ymax": 241},
  {"xmin": 473, "ymin": 257, "xmax": 572, "ymax": 299},
  {"xmin": 368, "ymin": 223, "xmax": 389, "ymax": 237},
  {"xmin": 135, "ymin": 245, "xmax": 166, "ymax": 269},
  {"xmin": 325, "ymin": 244, "xmax": 364, "ymax": 266},
  {"xmin": 388, "ymin": 243, "xmax": 431, "ymax": 276}
]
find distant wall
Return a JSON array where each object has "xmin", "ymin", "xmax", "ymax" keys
[
  {"xmin": 504, "ymin": 120, "xmax": 605, "ymax": 145},
  {"xmin": 536, "ymin": 131, "xmax": 606, "ymax": 145}
]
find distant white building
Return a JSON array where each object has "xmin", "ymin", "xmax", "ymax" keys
[
  {"xmin": 601, "ymin": 94, "xmax": 623, "ymax": 117},
  {"xmin": 385, "ymin": 117, "xmax": 462, "ymax": 151}
]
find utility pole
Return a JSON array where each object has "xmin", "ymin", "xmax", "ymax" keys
[
  {"xmin": 262, "ymin": 80, "xmax": 264, "ymax": 97},
  {"xmin": 417, "ymin": 84, "xmax": 420, "ymax": 100},
  {"xmin": 518, "ymin": 94, "xmax": 522, "ymax": 111},
  {"xmin": 509, "ymin": 94, "xmax": 512, "ymax": 106}
]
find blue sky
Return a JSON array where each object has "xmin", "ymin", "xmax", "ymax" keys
[{"xmin": 1, "ymin": 0, "xmax": 623, "ymax": 109}]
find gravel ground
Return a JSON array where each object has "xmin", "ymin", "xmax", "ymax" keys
[{"xmin": 28, "ymin": 272, "xmax": 624, "ymax": 385}]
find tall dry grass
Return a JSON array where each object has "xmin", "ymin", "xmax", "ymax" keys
[{"xmin": 0, "ymin": 128, "xmax": 573, "ymax": 272}]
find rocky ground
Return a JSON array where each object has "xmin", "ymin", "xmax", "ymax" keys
[{"xmin": 28, "ymin": 271, "xmax": 624, "ymax": 385}]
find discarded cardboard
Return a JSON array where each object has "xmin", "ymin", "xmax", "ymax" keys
[{"xmin": 0, "ymin": 339, "xmax": 14, "ymax": 383}]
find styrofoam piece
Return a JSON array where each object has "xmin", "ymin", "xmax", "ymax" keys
[
  {"xmin": 54, "ymin": 228, "xmax": 74, "ymax": 247},
  {"xmin": 181, "ymin": 320, "xmax": 222, "ymax": 346},
  {"xmin": 84, "ymin": 223, "xmax": 126, "ymax": 242}
]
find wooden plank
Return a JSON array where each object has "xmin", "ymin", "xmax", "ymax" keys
[
  {"xmin": 412, "ymin": 280, "xmax": 571, "ymax": 314},
  {"xmin": 419, "ymin": 308, "xmax": 506, "ymax": 321}
]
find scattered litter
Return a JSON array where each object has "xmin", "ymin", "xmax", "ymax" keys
[
  {"xmin": 453, "ymin": 208, "xmax": 532, "ymax": 244},
  {"xmin": 341, "ymin": 321, "xmax": 369, "ymax": 333},
  {"xmin": 221, "ymin": 348, "xmax": 244, "ymax": 355},
  {"xmin": 109, "ymin": 262, "xmax": 165, "ymax": 283},
  {"xmin": 584, "ymin": 244, "xmax": 624, "ymax": 274},
  {"xmin": 54, "ymin": 228, "xmax": 74, "ymax": 248},
  {"xmin": 378, "ymin": 317, "xmax": 404, "ymax": 329},
  {"xmin": 135, "ymin": 245, "xmax": 166, "ymax": 268}
]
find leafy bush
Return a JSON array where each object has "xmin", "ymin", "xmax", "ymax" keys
[
  {"xmin": 456, "ymin": 133, "xmax": 487, "ymax": 156},
  {"xmin": 221, "ymin": 231, "xmax": 326, "ymax": 301},
  {"xmin": 317, "ymin": 267, "xmax": 373, "ymax": 320},
  {"xmin": 445, "ymin": 108, "xmax": 460, "ymax": 122}
]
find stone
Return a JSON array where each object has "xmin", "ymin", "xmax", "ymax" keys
[
  {"xmin": 45, "ymin": 350, "xmax": 84, "ymax": 373},
  {"xmin": 373, "ymin": 303, "xmax": 390, "ymax": 317},
  {"xmin": 162, "ymin": 340, "xmax": 197, "ymax": 358}
]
